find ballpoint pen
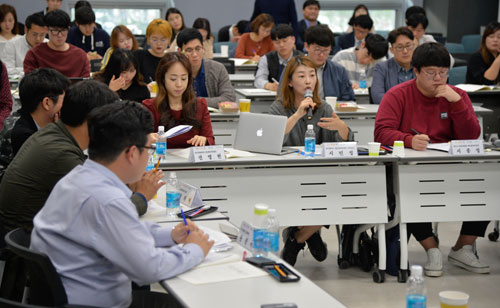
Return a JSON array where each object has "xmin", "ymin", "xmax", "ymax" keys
[{"xmin": 180, "ymin": 208, "xmax": 190, "ymax": 235}]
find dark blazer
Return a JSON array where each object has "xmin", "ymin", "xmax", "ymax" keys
[
  {"xmin": 11, "ymin": 113, "xmax": 37, "ymax": 156},
  {"xmin": 218, "ymin": 25, "xmax": 231, "ymax": 42},
  {"xmin": 296, "ymin": 19, "xmax": 321, "ymax": 51},
  {"xmin": 371, "ymin": 58, "xmax": 400, "ymax": 105},
  {"xmin": 338, "ymin": 32, "xmax": 355, "ymax": 50}
]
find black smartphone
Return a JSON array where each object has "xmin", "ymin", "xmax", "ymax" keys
[
  {"xmin": 245, "ymin": 256, "xmax": 275, "ymax": 267},
  {"xmin": 176, "ymin": 205, "xmax": 218, "ymax": 219}
]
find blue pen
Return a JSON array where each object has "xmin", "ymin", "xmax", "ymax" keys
[{"xmin": 180, "ymin": 208, "xmax": 190, "ymax": 235}]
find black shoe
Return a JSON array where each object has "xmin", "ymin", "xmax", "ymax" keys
[
  {"xmin": 280, "ymin": 227, "xmax": 305, "ymax": 266},
  {"xmin": 305, "ymin": 231, "xmax": 328, "ymax": 262}
]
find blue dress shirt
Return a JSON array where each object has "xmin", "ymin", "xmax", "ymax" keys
[{"xmin": 193, "ymin": 60, "xmax": 208, "ymax": 98}]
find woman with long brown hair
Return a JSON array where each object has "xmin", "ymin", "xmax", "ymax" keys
[
  {"xmin": 142, "ymin": 52, "xmax": 214, "ymax": 148},
  {"xmin": 466, "ymin": 21, "xmax": 500, "ymax": 85},
  {"xmin": 101, "ymin": 25, "xmax": 139, "ymax": 69},
  {"xmin": 269, "ymin": 55, "xmax": 353, "ymax": 266}
]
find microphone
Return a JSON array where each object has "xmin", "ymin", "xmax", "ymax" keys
[{"xmin": 305, "ymin": 89, "xmax": 313, "ymax": 120}]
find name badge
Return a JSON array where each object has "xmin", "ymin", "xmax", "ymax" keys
[
  {"xmin": 237, "ymin": 221, "xmax": 254, "ymax": 251},
  {"xmin": 179, "ymin": 181, "xmax": 203, "ymax": 208},
  {"xmin": 188, "ymin": 145, "xmax": 225, "ymax": 163},
  {"xmin": 440, "ymin": 112, "xmax": 448, "ymax": 119},
  {"xmin": 321, "ymin": 142, "xmax": 358, "ymax": 158},
  {"xmin": 95, "ymin": 41, "xmax": 104, "ymax": 48},
  {"xmin": 449, "ymin": 139, "xmax": 484, "ymax": 156}
]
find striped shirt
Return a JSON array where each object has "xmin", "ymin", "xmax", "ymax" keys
[{"xmin": 332, "ymin": 47, "xmax": 385, "ymax": 87}]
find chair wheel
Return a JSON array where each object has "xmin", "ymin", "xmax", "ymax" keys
[
  {"xmin": 337, "ymin": 256, "xmax": 350, "ymax": 269},
  {"xmin": 398, "ymin": 269, "xmax": 409, "ymax": 283},
  {"xmin": 488, "ymin": 231, "xmax": 499, "ymax": 242},
  {"xmin": 373, "ymin": 270, "xmax": 385, "ymax": 283}
]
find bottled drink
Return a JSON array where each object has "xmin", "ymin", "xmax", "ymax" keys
[
  {"xmin": 266, "ymin": 208, "xmax": 279, "ymax": 254},
  {"xmin": 406, "ymin": 265, "xmax": 427, "ymax": 308},
  {"xmin": 156, "ymin": 126, "xmax": 167, "ymax": 156},
  {"xmin": 166, "ymin": 172, "xmax": 181, "ymax": 217},
  {"xmin": 359, "ymin": 70, "xmax": 367, "ymax": 89},
  {"xmin": 252, "ymin": 204, "xmax": 269, "ymax": 257},
  {"xmin": 304, "ymin": 124, "xmax": 316, "ymax": 158},
  {"xmin": 145, "ymin": 155, "xmax": 155, "ymax": 171}
]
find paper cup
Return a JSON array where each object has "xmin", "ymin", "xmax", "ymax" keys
[
  {"xmin": 220, "ymin": 45, "xmax": 229, "ymax": 57},
  {"xmin": 239, "ymin": 99, "xmax": 251, "ymax": 112},
  {"xmin": 325, "ymin": 96, "xmax": 337, "ymax": 108},
  {"xmin": 439, "ymin": 291, "xmax": 469, "ymax": 308},
  {"xmin": 150, "ymin": 81, "xmax": 158, "ymax": 94},
  {"xmin": 393, "ymin": 140, "xmax": 405, "ymax": 157},
  {"xmin": 368, "ymin": 142, "xmax": 381, "ymax": 156}
]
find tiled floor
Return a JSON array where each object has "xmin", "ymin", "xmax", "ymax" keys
[{"xmin": 291, "ymin": 222, "xmax": 500, "ymax": 308}]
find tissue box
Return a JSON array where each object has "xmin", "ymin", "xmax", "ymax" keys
[
  {"xmin": 336, "ymin": 102, "xmax": 358, "ymax": 112},
  {"xmin": 219, "ymin": 102, "xmax": 239, "ymax": 113}
]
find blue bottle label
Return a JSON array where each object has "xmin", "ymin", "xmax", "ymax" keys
[
  {"xmin": 305, "ymin": 137, "xmax": 315, "ymax": 154},
  {"xmin": 166, "ymin": 191, "xmax": 180, "ymax": 209},
  {"xmin": 406, "ymin": 294, "xmax": 426, "ymax": 308},
  {"xmin": 360, "ymin": 80, "xmax": 367, "ymax": 89},
  {"xmin": 253, "ymin": 229, "xmax": 266, "ymax": 250},
  {"xmin": 267, "ymin": 231, "xmax": 279, "ymax": 252},
  {"xmin": 156, "ymin": 141, "xmax": 167, "ymax": 156}
]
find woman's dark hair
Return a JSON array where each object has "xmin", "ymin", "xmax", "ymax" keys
[
  {"xmin": 165, "ymin": 8, "xmax": 186, "ymax": 34},
  {"xmin": 93, "ymin": 48, "xmax": 145, "ymax": 88},
  {"xmin": 154, "ymin": 52, "xmax": 201, "ymax": 131},
  {"xmin": 480, "ymin": 21, "xmax": 500, "ymax": 64},
  {"xmin": 0, "ymin": 4, "xmax": 19, "ymax": 35},
  {"xmin": 192, "ymin": 17, "xmax": 213, "ymax": 40},
  {"xmin": 348, "ymin": 4, "xmax": 370, "ymax": 26}
]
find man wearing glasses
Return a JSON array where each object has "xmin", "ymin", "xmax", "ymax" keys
[
  {"xmin": 303, "ymin": 24, "xmax": 354, "ymax": 101},
  {"xmin": 338, "ymin": 14, "xmax": 373, "ymax": 50},
  {"xmin": 23, "ymin": 10, "xmax": 90, "ymax": 77},
  {"xmin": 375, "ymin": 43, "xmax": 490, "ymax": 277},
  {"xmin": 371, "ymin": 27, "xmax": 416, "ymax": 104},
  {"xmin": 2, "ymin": 14, "xmax": 47, "ymax": 76},
  {"xmin": 176, "ymin": 28, "xmax": 235, "ymax": 108}
]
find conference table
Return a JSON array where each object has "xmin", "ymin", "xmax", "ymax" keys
[
  {"xmin": 393, "ymin": 149, "xmax": 500, "ymax": 281},
  {"xmin": 229, "ymin": 74, "xmax": 255, "ymax": 88},
  {"xmin": 210, "ymin": 106, "xmax": 492, "ymax": 147},
  {"xmin": 467, "ymin": 90, "xmax": 500, "ymax": 137}
]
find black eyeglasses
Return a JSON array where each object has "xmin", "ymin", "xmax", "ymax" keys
[
  {"xmin": 126, "ymin": 144, "xmax": 156, "ymax": 155},
  {"xmin": 49, "ymin": 27, "xmax": 68, "ymax": 36}
]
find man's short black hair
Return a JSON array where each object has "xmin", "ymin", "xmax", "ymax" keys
[
  {"xmin": 364, "ymin": 33, "xmax": 388, "ymax": 60},
  {"xmin": 25, "ymin": 13, "xmax": 46, "ymax": 30},
  {"xmin": 60, "ymin": 80, "xmax": 119, "ymax": 127},
  {"xmin": 388, "ymin": 27, "xmax": 414, "ymax": 45},
  {"xmin": 75, "ymin": 0, "xmax": 92, "ymax": 10},
  {"xmin": 405, "ymin": 6, "xmax": 426, "ymax": 20},
  {"xmin": 19, "ymin": 68, "xmax": 70, "ymax": 114},
  {"xmin": 176, "ymin": 28, "xmax": 203, "ymax": 49},
  {"xmin": 235, "ymin": 20, "xmax": 249, "ymax": 35},
  {"xmin": 353, "ymin": 14, "xmax": 373, "ymax": 30},
  {"xmin": 270, "ymin": 24, "xmax": 294, "ymax": 40},
  {"xmin": 88, "ymin": 101, "xmax": 154, "ymax": 164},
  {"xmin": 303, "ymin": 0, "xmax": 320, "ymax": 10},
  {"xmin": 411, "ymin": 42, "xmax": 450, "ymax": 71},
  {"xmin": 44, "ymin": 9, "xmax": 70, "ymax": 29},
  {"xmin": 406, "ymin": 13, "xmax": 428, "ymax": 29},
  {"xmin": 305, "ymin": 24, "xmax": 334, "ymax": 47},
  {"xmin": 75, "ymin": 6, "xmax": 95, "ymax": 25}
]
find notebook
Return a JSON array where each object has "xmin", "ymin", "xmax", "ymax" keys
[{"xmin": 233, "ymin": 113, "xmax": 294, "ymax": 155}]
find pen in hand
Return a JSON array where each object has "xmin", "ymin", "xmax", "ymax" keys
[
  {"xmin": 271, "ymin": 77, "xmax": 279, "ymax": 84},
  {"xmin": 411, "ymin": 127, "xmax": 432, "ymax": 144},
  {"xmin": 180, "ymin": 208, "xmax": 190, "ymax": 235}
]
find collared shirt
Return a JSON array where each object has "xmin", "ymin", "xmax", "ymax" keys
[
  {"xmin": 332, "ymin": 47, "xmax": 386, "ymax": 87},
  {"xmin": 396, "ymin": 62, "xmax": 415, "ymax": 85},
  {"xmin": 193, "ymin": 59, "xmax": 208, "ymax": 98},
  {"xmin": 254, "ymin": 52, "xmax": 293, "ymax": 89},
  {"xmin": 317, "ymin": 61, "xmax": 326, "ymax": 99},
  {"xmin": 1, "ymin": 35, "xmax": 31, "ymax": 76},
  {"xmin": 31, "ymin": 159, "xmax": 204, "ymax": 308}
]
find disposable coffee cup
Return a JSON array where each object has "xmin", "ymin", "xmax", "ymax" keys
[
  {"xmin": 325, "ymin": 96, "xmax": 337, "ymax": 108},
  {"xmin": 368, "ymin": 142, "xmax": 381, "ymax": 156},
  {"xmin": 439, "ymin": 291, "xmax": 469, "ymax": 308},
  {"xmin": 150, "ymin": 81, "xmax": 158, "ymax": 94},
  {"xmin": 393, "ymin": 140, "xmax": 405, "ymax": 157},
  {"xmin": 220, "ymin": 45, "xmax": 229, "ymax": 57},
  {"xmin": 239, "ymin": 99, "xmax": 251, "ymax": 112}
]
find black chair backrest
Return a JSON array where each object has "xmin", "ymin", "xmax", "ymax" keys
[
  {"xmin": 212, "ymin": 57, "xmax": 235, "ymax": 74},
  {"xmin": 4, "ymin": 229, "xmax": 68, "ymax": 306},
  {"xmin": 0, "ymin": 296, "xmax": 48, "ymax": 308}
]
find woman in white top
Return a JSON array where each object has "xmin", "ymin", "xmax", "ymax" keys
[
  {"xmin": 193, "ymin": 18, "xmax": 214, "ymax": 59},
  {"xmin": 0, "ymin": 4, "xmax": 22, "ymax": 45}
]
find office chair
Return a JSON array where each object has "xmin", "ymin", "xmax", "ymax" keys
[
  {"xmin": 461, "ymin": 34, "xmax": 481, "ymax": 54},
  {"xmin": 445, "ymin": 42, "xmax": 465, "ymax": 54},
  {"xmin": 4, "ymin": 229, "xmax": 99, "ymax": 307},
  {"xmin": 448, "ymin": 66, "xmax": 467, "ymax": 85},
  {"xmin": 0, "ymin": 297, "xmax": 51, "ymax": 308}
]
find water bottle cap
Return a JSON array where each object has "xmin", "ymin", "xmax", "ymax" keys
[
  {"xmin": 254, "ymin": 204, "xmax": 269, "ymax": 216},
  {"xmin": 307, "ymin": 124, "xmax": 313, "ymax": 130},
  {"xmin": 158, "ymin": 126, "xmax": 165, "ymax": 132},
  {"xmin": 411, "ymin": 265, "xmax": 423, "ymax": 277}
]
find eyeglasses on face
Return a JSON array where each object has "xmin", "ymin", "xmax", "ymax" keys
[
  {"xmin": 49, "ymin": 27, "xmax": 68, "ymax": 36},
  {"xmin": 393, "ymin": 43, "xmax": 415, "ymax": 52},
  {"xmin": 421, "ymin": 69, "xmax": 449, "ymax": 79},
  {"xmin": 183, "ymin": 46, "xmax": 203, "ymax": 55}
]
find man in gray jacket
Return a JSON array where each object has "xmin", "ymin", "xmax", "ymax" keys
[{"xmin": 176, "ymin": 28, "xmax": 236, "ymax": 108}]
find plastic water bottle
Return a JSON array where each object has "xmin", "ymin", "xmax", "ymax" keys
[
  {"xmin": 145, "ymin": 155, "xmax": 155, "ymax": 171},
  {"xmin": 252, "ymin": 204, "xmax": 269, "ymax": 257},
  {"xmin": 406, "ymin": 265, "xmax": 427, "ymax": 308},
  {"xmin": 156, "ymin": 126, "xmax": 167, "ymax": 156},
  {"xmin": 266, "ymin": 208, "xmax": 279, "ymax": 254},
  {"xmin": 166, "ymin": 172, "xmax": 181, "ymax": 217},
  {"xmin": 304, "ymin": 124, "xmax": 316, "ymax": 158},
  {"xmin": 359, "ymin": 70, "xmax": 367, "ymax": 89}
]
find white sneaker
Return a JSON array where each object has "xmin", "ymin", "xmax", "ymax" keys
[
  {"xmin": 424, "ymin": 248, "xmax": 443, "ymax": 277},
  {"xmin": 448, "ymin": 245, "xmax": 490, "ymax": 274}
]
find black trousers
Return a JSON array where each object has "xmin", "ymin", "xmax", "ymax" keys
[
  {"xmin": 130, "ymin": 290, "xmax": 183, "ymax": 308},
  {"xmin": 407, "ymin": 221, "xmax": 490, "ymax": 242}
]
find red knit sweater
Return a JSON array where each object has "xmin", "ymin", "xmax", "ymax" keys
[{"xmin": 374, "ymin": 79, "xmax": 480, "ymax": 147}]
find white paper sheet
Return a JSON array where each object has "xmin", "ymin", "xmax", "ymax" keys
[
  {"xmin": 177, "ymin": 260, "xmax": 267, "ymax": 285},
  {"xmin": 427, "ymin": 143, "xmax": 450, "ymax": 152}
]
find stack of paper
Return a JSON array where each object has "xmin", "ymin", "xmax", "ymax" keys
[
  {"xmin": 455, "ymin": 84, "xmax": 500, "ymax": 92},
  {"xmin": 160, "ymin": 125, "xmax": 192, "ymax": 139}
]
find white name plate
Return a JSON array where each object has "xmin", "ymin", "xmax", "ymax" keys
[
  {"xmin": 322, "ymin": 142, "xmax": 358, "ymax": 158},
  {"xmin": 179, "ymin": 181, "xmax": 203, "ymax": 208},
  {"xmin": 237, "ymin": 221, "xmax": 254, "ymax": 251},
  {"xmin": 449, "ymin": 139, "xmax": 484, "ymax": 156},
  {"xmin": 188, "ymin": 145, "xmax": 225, "ymax": 163}
]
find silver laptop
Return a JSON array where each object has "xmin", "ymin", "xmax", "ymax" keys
[{"xmin": 234, "ymin": 113, "xmax": 295, "ymax": 155}]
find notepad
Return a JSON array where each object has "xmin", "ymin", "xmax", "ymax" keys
[
  {"xmin": 427, "ymin": 143, "xmax": 450, "ymax": 152},
  {"xmin": 160, "ymin": 125, "xmax": 192, "ymax": 139},
  {"xmin": 455, "ymin": 84, "xmax": 500, "ymax": 92}
]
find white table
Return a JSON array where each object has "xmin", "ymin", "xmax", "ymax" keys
[
  {"xmin": 231, "ymin": 58, "xmax": 258, "ymax": 74},
  {"xmin": 229, "ymin": 74, "xmax": 255, "ymax": 88},
  {"xmin": 157, "ymin": 219, "xmax": 347, "ymax": 308},
  {"xmin": 209, "ymin": 106, "xmax": 492, "ymax": 147},
  {"xmin": 393, "ymin": 149, "xmax": 500, "ymax": 281}
]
